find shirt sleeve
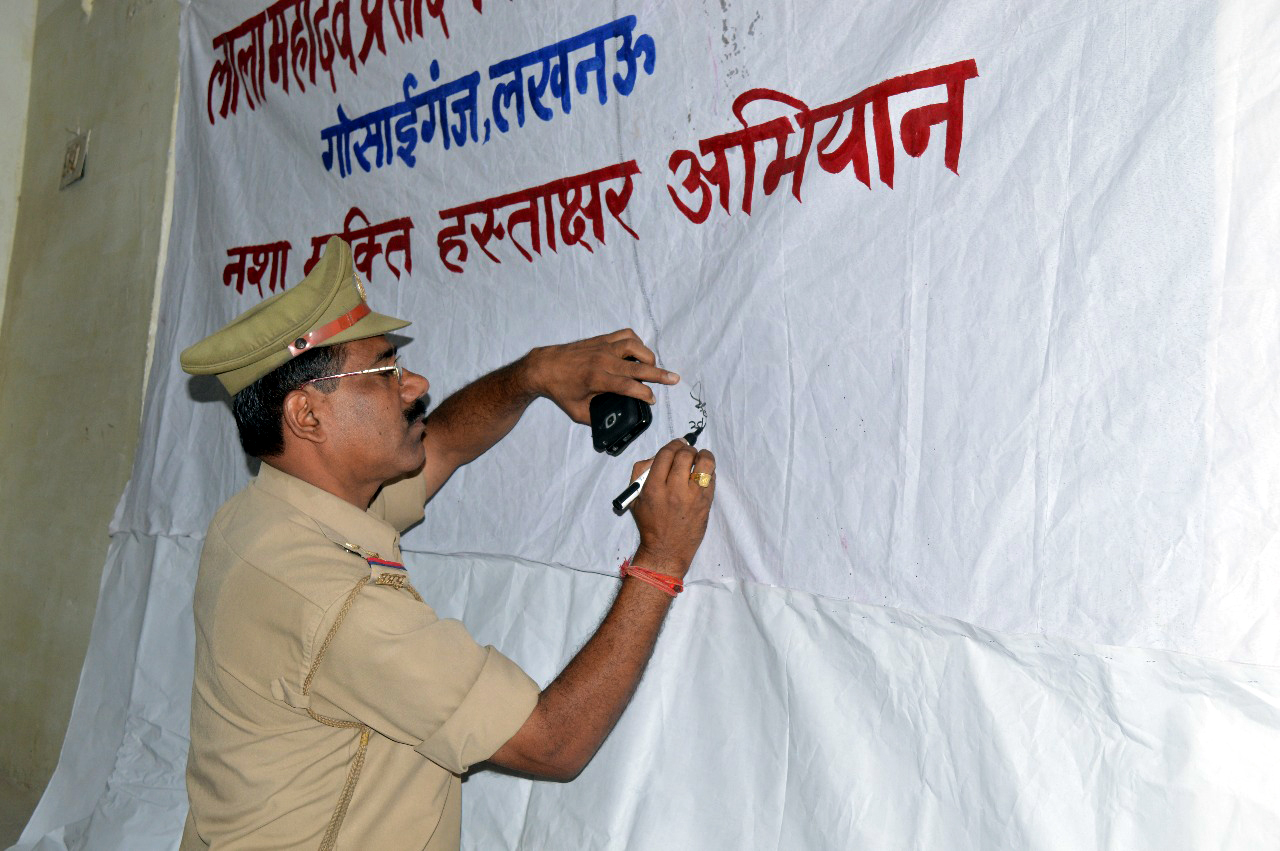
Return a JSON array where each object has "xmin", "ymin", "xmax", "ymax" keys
[
  {"xmin": 368, "ymin": 470, "xmax": 428, "ymax": 532},
  {"xmin": 306, "ymin": 581, "xmax": 539, "ymax": 774}
]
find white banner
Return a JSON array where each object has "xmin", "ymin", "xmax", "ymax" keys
[
  {"xmin": 16, "ymin": 1, "xmax": 1280, "ymax": 848},
  {"xmin": 103, "ymin": 0, "xmax": 1280, "ymax": 662},
  {"xmin": 19, "ymin": 554, "xmax": 1280, "ymax": 850}
]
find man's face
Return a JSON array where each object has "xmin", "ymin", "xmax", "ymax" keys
[{"xmin": 318, "ymin": 335, "xmax": 430, "ymax": 485}]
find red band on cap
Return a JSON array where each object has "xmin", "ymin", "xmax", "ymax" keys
[{"xmin": 287, "ymin": 302, "xmax": 371, "ymax": 357}]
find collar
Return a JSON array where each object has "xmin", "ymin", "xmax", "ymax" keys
[{"xmin": 253, "ymin": 462, "xmax": 402, "ymax": 565}]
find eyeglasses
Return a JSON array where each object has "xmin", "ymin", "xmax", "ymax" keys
[{"xmin": 302, "ymin": 362, "xmax": 403, "ymax": 387}]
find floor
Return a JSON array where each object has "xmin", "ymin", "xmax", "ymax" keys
[{"xmin": 0, "ymin": 776, "xmax": 38, "ymax": 849}]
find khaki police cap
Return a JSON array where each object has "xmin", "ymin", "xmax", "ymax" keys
[{"xmin": 180, "ymin": 237, "xmax": 410, "ymax": 395}]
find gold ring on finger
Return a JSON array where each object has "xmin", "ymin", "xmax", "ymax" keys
[{"xmin": 691, "ymin": 471, "xmax": 712, "ymax": 488}]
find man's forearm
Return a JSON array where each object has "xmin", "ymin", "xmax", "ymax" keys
[
  {"xmin": 484, "ymin": 439, "xmax": 715, "ymax": 781},
  {"xmin": 422, "ymin": 357, "xmax": 539, "ymax": 471},
  {"xmin": 420, "ymin": 332, "xmax": 676, "ymax": 479},
  {"xmin": 487, "ymin": 574, "xmax": 677, "ymax": 780}
]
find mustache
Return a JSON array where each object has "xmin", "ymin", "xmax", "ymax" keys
[{"xmin": 404, "ymin": 397, "xmax": 427, "ymax": 425}]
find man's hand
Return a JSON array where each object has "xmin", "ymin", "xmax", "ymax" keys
[
  {"xmin": 522, "ymin": 329, "xmax": 679, "ymax": 424},
  {"xmin": 416, "ymin": 329, "xmax": 677, "ymax": 503},
  {"xmin": 485, "ymin": 436, "xmax": 716, "ymax": 782},
  {"xmin": 629, "ymin": 439, "xmax": 716, "ymax": 578}
]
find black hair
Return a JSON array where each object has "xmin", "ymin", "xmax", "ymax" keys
[{"xmin": 231, "ymin": 343, "xmax": 346, "ymax": 458}]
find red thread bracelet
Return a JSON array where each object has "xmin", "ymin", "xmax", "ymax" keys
[{"xmin": 620, "ymin": 558, "xmax": 684, "ymax": 596}]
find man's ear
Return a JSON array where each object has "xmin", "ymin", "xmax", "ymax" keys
[{"xmin": 282, "ymin": 388, "xmax": 326, "ymax": 446}]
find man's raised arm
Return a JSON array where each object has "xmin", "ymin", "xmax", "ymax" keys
[
  {"xmin": 486, "ymin": 438, "xmax": 716, "ymax": 780},
  {"xmin": 417, "ymin": 329, "xmax": 680, "ymax": 501}
]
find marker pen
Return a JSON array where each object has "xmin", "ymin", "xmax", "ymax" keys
[
  {"xmin": 611, "ymin": 425, "xmax": 704, "ymax": 514},
  {"xmin": 612, "ymin": 468, "xmax": 650, "ymax": 513}
]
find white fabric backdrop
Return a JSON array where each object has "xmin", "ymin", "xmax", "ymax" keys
[{"xmin": 16, "ymin": 1, "xmax": 1280, "ymax": 848}]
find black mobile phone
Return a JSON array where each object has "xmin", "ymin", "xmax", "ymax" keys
[{"xmin": 589, "ymin": 360, "xmax": 652, "ymax": 455}]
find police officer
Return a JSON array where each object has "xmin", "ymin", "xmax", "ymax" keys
[{"xmin": 177, "ymin": 237, "xmax": 715, "ymax": 850}]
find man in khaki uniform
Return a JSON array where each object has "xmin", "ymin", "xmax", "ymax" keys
[{"xmin": 178, "ymin": 237, "xmax": 716, "ymax": 850}]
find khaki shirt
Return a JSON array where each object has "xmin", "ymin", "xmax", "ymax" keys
[{"xmin": 181, "ymin": 464, "xmax": 539, "ymax": 850}]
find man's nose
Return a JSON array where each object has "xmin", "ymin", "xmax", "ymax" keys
[{"xmin": 401, "ymin": 368, "xmax": 429, "ymax": 399}]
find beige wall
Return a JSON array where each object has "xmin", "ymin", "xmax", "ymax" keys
[
  {"xmin": 0, "ymin": 1, "xmax": 37, "ymax": 330},
  {"xmin": 0, "ymin": 0, "xmax": 178, "ymax": 815}
]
